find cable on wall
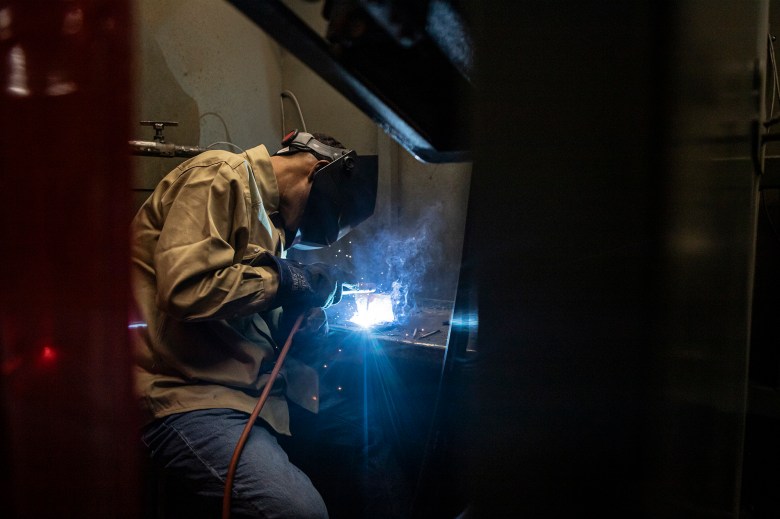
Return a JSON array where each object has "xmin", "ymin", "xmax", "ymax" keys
[
  {"xmin": 280, "ymin": 90, "xmax": 307, "ymax": 135},
  {"xmin": 761, "ymin": 33, "xmax": 780, "ymax": 244}
]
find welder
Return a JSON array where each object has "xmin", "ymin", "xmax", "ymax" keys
[{"xmin": 131, "ymin": 130, "xmax": 377, "ymax": 518}]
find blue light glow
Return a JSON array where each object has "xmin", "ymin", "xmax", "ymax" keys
[
  {"xmin": 450, "ymin": 312, "xmax": 479, "ymax": 329},
  {"xmin": 349, "ymin": 293, "xmax": 395, "ymax": 327}
]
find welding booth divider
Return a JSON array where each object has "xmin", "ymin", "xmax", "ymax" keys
[
  {"xmin": 0, "ymin": 1, "xmax": 139, "ymax": 518},
  {"xmin": 412, "ymin": 1, "xmax": 765, "ymax": 518}
]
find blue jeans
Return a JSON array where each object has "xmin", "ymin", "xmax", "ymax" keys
[{"xmin": 141, "ymin": 408, "xmax": 328, "ymax": 519}]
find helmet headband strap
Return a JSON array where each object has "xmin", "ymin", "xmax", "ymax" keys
[{"xmin": 274, "ymin": 130, "xmax": 350, "ymax": 162}]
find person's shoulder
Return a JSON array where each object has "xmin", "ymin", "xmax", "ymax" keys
[
  {"xmin": 169, "ymin": 144, "xmax": 269, "ymax": 183},
  {"xmin": 154, "ymin": 151, "xmax": 246, "ymax": 192},
  {"xmin": 182, "ymin": 149, "xmax": 244, "ymax": 170}
]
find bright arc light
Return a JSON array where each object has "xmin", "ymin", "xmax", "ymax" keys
[{"xmin": 349, "ymin": 293, "xmax": 394, "ymax": 328}]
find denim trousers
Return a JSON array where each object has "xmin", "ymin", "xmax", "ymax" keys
[
  {"xmin": 142, "ymin": 402, "xmax": 409, "ymax": 519},
  {"xmin": 141, "ymin": 408, "xmax": 329, "ymax": 519},
  {"xmin": 141, "ymin": 338, "xmax": 415, "ymax": 519}
]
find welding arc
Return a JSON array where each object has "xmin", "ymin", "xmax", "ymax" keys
[{"xmin": 221, "ymin": 313, "xmax": 305, "ymax": 519}]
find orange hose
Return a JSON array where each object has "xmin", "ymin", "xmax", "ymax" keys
[{"xmin": 222, "ymin": 313, "xmax": 306, "ymax": 519}]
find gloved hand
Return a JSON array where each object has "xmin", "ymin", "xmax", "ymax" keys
[
  {"xmin": 282, "ymin": 307, "xmax": 330, "ymax": 365},
  {"xmin": 272, "ymin": 257, "xmax": 351, "ymax": 310},
  {"xmin": 292, "ymin": 307, "xmax": 329, "ymax": 340}
]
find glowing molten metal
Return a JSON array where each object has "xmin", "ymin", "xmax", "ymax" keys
[{"xmin": 349, "ymin": 293, "xmax": 394, "ymax": 327}]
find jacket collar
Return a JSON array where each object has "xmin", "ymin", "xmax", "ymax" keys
[{"xmin": 244, "ymin": 144, "xmax": 279, "ymax": 214}]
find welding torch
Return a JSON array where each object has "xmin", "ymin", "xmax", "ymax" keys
[{"xmin": 341, "ymin": 282, "xmax": 377, "ymax": 295}]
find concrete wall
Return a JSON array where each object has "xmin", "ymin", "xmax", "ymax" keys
[
  {"xmin": 132, "ymin": 0, "xmax": 284, "ymax": 203},
  {"xmin": 132, "ymin": 0, "xmax": 471, "ymax": 303}
]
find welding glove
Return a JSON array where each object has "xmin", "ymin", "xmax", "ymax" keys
[
  {"xmin": 298, "ymin": 307, "xmax": 329, "ymax": 337},
  {"xmin": 271, "ymin": 257, "xmax": 349, "ymax": 310}
]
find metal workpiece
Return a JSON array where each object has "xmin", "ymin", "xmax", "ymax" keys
[{"xmin": 325, "ymin": 297, "xmax": 453, "ymax": 353}]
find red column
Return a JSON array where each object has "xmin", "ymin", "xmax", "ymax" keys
[{"xmin": 0, "ymin": 1, "xmax": 138, "ymax": 517}]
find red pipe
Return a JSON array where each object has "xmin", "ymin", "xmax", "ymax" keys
[{"xmin": 0, "ymin": 1, "xmax": 138, "ymax": 517}]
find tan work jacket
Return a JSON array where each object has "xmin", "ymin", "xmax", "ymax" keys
[{"xmin": 130, "ymin": 144, "xmax": 317, "ymax": 435}]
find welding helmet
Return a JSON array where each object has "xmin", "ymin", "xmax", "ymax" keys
[{"xmin": 275, "ymin": 130, "xmax": 378, "ymax": 249}]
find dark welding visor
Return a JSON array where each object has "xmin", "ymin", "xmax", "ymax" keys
[{"xmin": 293, "ymin": 151, "xmax": 378, "ymax": 249}]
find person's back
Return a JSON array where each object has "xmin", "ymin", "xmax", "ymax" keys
[{"xmin": 131, "ymin": 144, "xmax": 300, "ymax": 437}]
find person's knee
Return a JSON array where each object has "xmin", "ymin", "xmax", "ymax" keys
[
  {"xmin": 275, "ymin": 474, "xmax": 328, "ymax": 519},
  {"xmin": 283, "ymin": 490, "xmax": 329, "ymax": 519},
  {"xmin": 240, "ymin": 493, "xmax": 328, "ymax": 519},
  {"xmin": 233, "ymin": 476, "xmax": 328, "ymax": 519}
]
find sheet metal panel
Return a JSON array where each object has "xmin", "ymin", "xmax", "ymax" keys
[{"xmin": 448, "ymin": 1, "xmax": 766, "ymax": 517}]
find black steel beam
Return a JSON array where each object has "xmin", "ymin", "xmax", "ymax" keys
[{"xmin": 227, "ymin": 0, "xmax": 470, "ymax": 163}]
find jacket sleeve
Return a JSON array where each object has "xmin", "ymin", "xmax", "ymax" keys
[{"xmin": 153, "ymin": 162, "xmax": 281, "ymax": 321}]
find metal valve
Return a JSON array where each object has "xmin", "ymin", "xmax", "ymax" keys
[
  {"xmin": 140, "ymin": 120, "xmax": 179, "ymax": 142},
  {"xmin": 130, "ymin": 121, "xmax": 204, "ymax": 158}
]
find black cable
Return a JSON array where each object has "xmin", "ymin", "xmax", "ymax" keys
[{"xmin": 280, "ymin": 90, "xmax": 307, "ymax": 135}]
